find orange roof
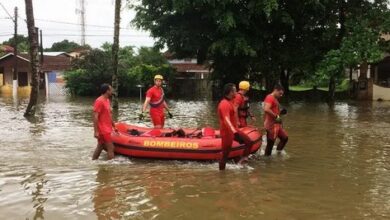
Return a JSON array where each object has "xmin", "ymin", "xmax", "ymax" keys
[{"xmin": 0, "ymin": 45, "xmax": 14, "ymax": 53}]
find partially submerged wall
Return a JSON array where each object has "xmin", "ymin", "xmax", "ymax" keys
[{"xmin": 373, "ymin": 84, "xmax": 390, "ymax": 101}]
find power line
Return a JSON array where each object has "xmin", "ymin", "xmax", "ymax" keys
[
  {"xmin": 0, "ymin": 28, "xmax": 148, "ymax": 36},
  {"xmin": 0, "ymin": 32, "xmax": 150, "ymax": 38},
  {"xmin": 33, "ymin": 18, "xmax": 135, "ymax": 30},
  {"xmin": 0, "ymin": 28, "xmax": 150, "ymax": 37},
  {"xmin": 0, "ymin": 26, "xmax": 148, "ymax": 33},
  {"xmin": 43, "ymin": 34, "xmax": 150, "ymax": 37},
  {"xmin": 0, "ymin": 2, "xmax": 14, "ymax": 21},
  {"xmin": 14, "ymin": 15, "xmax": 142, "ymax": 31},
  {"xmin": 2, "ymin": 13, "xmax": 147, "ymax": 33}
]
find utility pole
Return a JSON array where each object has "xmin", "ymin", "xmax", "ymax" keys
[
  {"xmin": 12, "ymin": 7, "xmax": 18, "ymax": 98},
  {"xmin": 81, "ymin": 0, "xmax": 85, "ymax": 45},
  {"xmin": 76, "ymin": 0, "xmax": 86, "ymax": 46},
  {"xmin": 39, "ymin": 29, "xmax": 43, "ymax": 64},
  {"xmin": 40, "ymin": 29, "xmax": 48, "ymax": 98}
]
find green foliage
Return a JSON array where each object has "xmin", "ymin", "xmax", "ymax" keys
[
  {"xmin": 45, "ymin": 40, "xmax": 85, "ymax": 52},
  {"xmin": 132, "ymin": 0, "xmax": 281, "ymax": 85},
  {"xmin": 132, "ymin": 0, "xmax": 339, "ymax": 88},
  {"xmin": 315, "ymin": 49, "xmax": 345, "ymax": 85},
  {"xmin": 315, "ymin": 13, "xmax": 388, "ymax": 86},
  {"xmin": 64, "ymin": 45, "xmax": 174, "ymax": 96},
  {"xmin": 2, "ymin": 34, "xmax": 29, "ymax": 52},
  {"xmin": 65, "ymin": 49, "xmax": 112, "ymax": 96},
  {"xmin": 133, "ymin": 0, "xmax": 390, "ymax": 97},
  {"xmin": 64, "ymin": 69, "xmax": 100, "ymax": 95}
]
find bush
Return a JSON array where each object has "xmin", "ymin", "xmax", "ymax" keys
[{"xmin": 64, "ymin": 46, "xmax": 175, "ymax": 96}]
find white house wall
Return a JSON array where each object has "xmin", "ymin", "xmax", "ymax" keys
[{"xmin": 373, "ymin": 84, "xmax": 390, "ymax": 101}]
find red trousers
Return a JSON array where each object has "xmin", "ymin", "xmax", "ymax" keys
[
  {"xmin": 219, "ymin": 130, "xmax": 253, "ymax": 170},
  {"xmin": 266, "ymin": 124, "xmax": 288, "ymax": 141},
  {"xmin": 264, "ymin": 123, "xmax": 289, "ymax": 156},
  {"xmin": 98, "ymin": 133, "xmax": 112, "ymax": 145},
  {"xmin": 150, "ymin": 109, "xmax": 165, "ymax": 127}
]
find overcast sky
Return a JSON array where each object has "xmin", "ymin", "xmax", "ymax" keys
[{"xmin": 0, "ymin": 0, "xmax": 155, "ymax": 49}]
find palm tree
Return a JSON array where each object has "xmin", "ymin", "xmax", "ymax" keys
[
  {"xmin": 24, "ymin": 0, "xmax": 39, "ymax": 116},
  {"xmin": 111, "ymin": 0, "xmax": 121, "ymax": 109}
]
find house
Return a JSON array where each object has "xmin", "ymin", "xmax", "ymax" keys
[
  {"xmin": 42, "ymin": 52, "xmax": 71, "ymax": 57},
  {"xmin": 350, "ymin": 54, "xmax": 390, "ymax": 101},
  {"xmin": 164, "ymin": 52, "xmax": 211, "ymax": 79},
  {"xmin": 349, "ymin": 33, "xmax": 390, "ymax": 101},
  {"xmin": 164, "ymin": 52, "xmax": 212, "ymax": 98},
  {"xmin": 372, "ymin": 55, "xmax": 390, "ymax": 100},
  {"xmin": 0, "ymin": 52, "xmax": 71, "ymax": 96}
]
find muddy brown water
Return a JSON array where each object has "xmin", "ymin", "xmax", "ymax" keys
[{"xmin": 0, "ymin": 95, "xmax": 389, "ymax": 220}]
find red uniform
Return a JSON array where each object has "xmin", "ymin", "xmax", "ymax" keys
[
  {"xmin": 146, "ymin": 86, "xmax": 165, "ymax": 127},
  {"xmin": 218, "ymin": 98, "xmax": 252, "ymax": 169},
  {"xmin": 263, "ymin": 94, "xmax": 288, "ymax": 141},
  {"xmin": 234, "ymin": 92, "xmax": 250, "ymax": 127},
  {"xmin": 93, "ymin": 96, "xmax": 113, "ymax": 144},
  {"xmin": 218, "ymin": 98, "xmax": 237, "ymax": 142}
]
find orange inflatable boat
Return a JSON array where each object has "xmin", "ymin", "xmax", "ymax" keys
[{"xmin": 112, "ymin": 122, "xmax": 262, "ymax": 160}]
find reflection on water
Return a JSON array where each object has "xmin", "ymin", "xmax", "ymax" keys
[
  {"xmin": 0, "ymin": 95, "xmax": 390, "ymax": 219},
  {"xmin": 20, "ymin": 168, "xmax": 48, "ymax": 220}
]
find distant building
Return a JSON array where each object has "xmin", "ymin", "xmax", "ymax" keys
[
  {"xmin": 372, "ymin": 55, "xmax": 390, "ymax": 100},
  {"xmin": 42, "ymin": 52, "xmax": 71, "ymax": 57},
  {"xmin": 0, "ymin": 52, "xmax": 71, "ymax": 96},
  {"xmin": 68, "ymin": 47, "xmax": 90, "ymax": 59},
  {"xmin": 0, "ymin": 45, "xmax": 14, "ymax": 54},
  {"xmin": 349, "ymin": 34, "xmax": 390, "ymax": 101},
  {"xmin": 164, "ymin": 52, "xmax": 212, "ymax": 98},
  {"xmin": 165, "ymin": 54, "xmax": 211, "ymax": 79},
  {"xmin": 350, "ymin": 54, "xmax": 390, "ymax": 101}
]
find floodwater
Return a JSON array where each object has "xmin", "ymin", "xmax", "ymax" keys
[{"xmin": 0, "ymin": 95, "xmax": 390, "ymax": 220}]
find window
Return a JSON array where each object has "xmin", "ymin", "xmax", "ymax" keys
[{"xmin": 18, "ymin": 72, "xmax": 28, "ymax": 86}]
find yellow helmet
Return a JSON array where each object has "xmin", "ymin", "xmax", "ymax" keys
[
  {"xmin": 154, "ymin": 74, "xmax": 164, "ymax": 80},
  {"xmin": 239, "ymin": 81, "xmax": 250, "ymax": 90}
]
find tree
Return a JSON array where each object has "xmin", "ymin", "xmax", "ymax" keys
[
  {"xmin": 315, "ymin": 0, "xmax": 390, "ymax": 101},
  {"xmin": 2, "ymin": 34, "xmax": 29, "ymax": 52},
  {"xmin": 111, "ymin": 0, "xmax": 121, "ymax": 109},
  {"xmin": 137, "ymin": 47, "xmax": 167, "ymax": 65},
  {"xmin": 133, "ymin": 0, "xmax": 390, "ymax": 101},
  {"xmin": 132, "ymin": 0, "xmax": 341, "ymax": 94},
  {"xmin": 24, "ymin": 0, "xmax": 39, "ymax": 117},
  {"xmin": 64, "ymin": 45, "xmax": 174, "ymax": 96},
  {"xmin": 45, "ymin": 40, "xmax": 81, "ymax": 52},
  {"xmin": 65, "ymin": 48, "xmax": 113, "ymax": 96}
]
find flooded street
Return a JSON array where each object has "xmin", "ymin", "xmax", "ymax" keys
[{"xmin": 1, "ymin": 96, "xmax": 390, "ymax": 220}]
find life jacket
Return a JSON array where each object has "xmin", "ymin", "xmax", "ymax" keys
[
  {"xmin": 237, "ymin": 93, "xmax": 250, "ymax": 118},
  {"xmin": 149, "ymin": 88, "xmax": 165, "ymax": 108}
]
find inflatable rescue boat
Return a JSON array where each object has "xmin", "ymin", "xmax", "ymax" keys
[{"xmin": 112, "ymin": 122, "xmax": 262, "ymax": 160}]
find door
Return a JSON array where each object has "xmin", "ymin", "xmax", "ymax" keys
[{"xmin": 18, "ymin": 72, "xmax": 28, "ymax": 86}]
